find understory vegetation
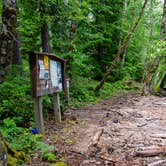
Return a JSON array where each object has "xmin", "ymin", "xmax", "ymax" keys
[{"xmin": 0, "ymin": 64, "xmax": 138, "ymax": 165}]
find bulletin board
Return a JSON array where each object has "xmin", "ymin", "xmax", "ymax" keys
[{"xmin": 29, "ymin": 52, "xmax": 66, "ymax": 97}]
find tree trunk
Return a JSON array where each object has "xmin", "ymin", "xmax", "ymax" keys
[
  {"xmin": 65, "ymin": 20, "xmax": 77, "ymax": 75},
  {"xmin": 119, "ymin": 0, "xmax": 129, "ymax": 66},
  {"xmin": 142, "ymin": 0, "xmax": 166, "ymax": 95},
  {"xmin": 41, "ymin": 20, "xmax": 49, "ymax": 52},
  {"xmin": 160, "ymin": 0, "xmax": 166, "ymax": 40},
  {"xmin": 0, "ymin": 0, "xmax": 22, "ymax": 82},
  {"xmin": 95, "ymin": 0, "xmax": 148, "ymax": 92},
  {"xmin": 142, "ymin": 0, "xmax": 153, "ymax": 82},
  {"xmin": 39, "ymin": 1, "xmax": 50, "ymax": 53}
]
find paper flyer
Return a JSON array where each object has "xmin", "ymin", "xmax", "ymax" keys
[{"xmin": 50, "ymin": 60, "xmax": 58, "ymax": 87}]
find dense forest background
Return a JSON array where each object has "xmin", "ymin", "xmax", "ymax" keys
[{"xmin": 0, "ymin": 0, "xmax": 165, "ymax": 165}]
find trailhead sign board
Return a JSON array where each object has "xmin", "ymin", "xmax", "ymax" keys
[
  {"xmin": 29, "ymin": 52, "xmax": 65, "ymax": 97},
  {"xmin": 29, "ymin": 52, "xmax": 66, "ymax": 133}
]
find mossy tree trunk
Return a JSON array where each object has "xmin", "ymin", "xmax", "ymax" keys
[
  {"xmin": 0, "ymin": 0, "xmax": 22, "ymax": 82},
  {"xmin": 0, "ymin": 133, "xmax": 28, "ymax": 166},
  {"xmin": 142, "ymin": 0, "xmax": 166, "ymax": 95},
  {"xmin": 95, "ymin": 0, "xmax": 148, "ymax": 92},
  {"xmin": 39, "ymin": 1, "xmax": 49, "ymax": 53}
]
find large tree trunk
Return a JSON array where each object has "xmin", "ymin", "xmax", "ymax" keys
[
  {"xmin": 119, "ymin": 0, "xmax": 130, "ymax": 67},
  {"xmin": 142, "ymin": 0, "xmax": 154, "ymax": 83},
  {"xmin": 142, "ymin": 0, "xmax": 166, "ymax": 95},
  {"xmin": 160, "ymin": 0, "xmax": 166, "ymax": 40},
  {"xmin": 40, "ymin": 1, "xmax": 49, "ymax": 52},
  {"xmin": 41, "ymin": 20, "xmax": 49, "ymax": 52},
  {"xmin": 95, "ymin": 0, "xmax": 148, "ymax": 92},
  {"xmin": 0, "ymin": 0, "xmax": 22, "ymax": 82},
  {"xmin": 65, "ymin": 20, "xmax": 77, "ymax": 75}
]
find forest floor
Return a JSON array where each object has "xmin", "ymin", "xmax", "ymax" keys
[{"xmin": 27, "ymin": 92, "xmax": 166, "ymax": 166}]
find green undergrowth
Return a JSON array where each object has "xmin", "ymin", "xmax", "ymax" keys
[
  {"xmin": 0, "ymin": 118, "xmax": 56, "ymax": 165},
  {"xmin": 69, "ymin": 76, "xmax": 139, "ymax": 107},
  {"xmin": 0, "ymin": 64, "xmax": 140, "ymax": 165},
  {"xmin": 0, "ymin": 65, "xmax": 33, "ymax": 125}
]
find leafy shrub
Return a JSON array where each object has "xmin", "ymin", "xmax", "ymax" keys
[
  {"xmin": 61, "ymin": 52, "xmax": 94, "ymax": 78},
  {"xmin": 0, "ymin": 68, "xmax": 33, "ymax": 125},
  {"xmin": 41, "ymin": 152, "xmax": 56, "ymax": 162},
  {"xmin": 0, "ymin": 118, "xmax": 42, "ymax": 154},
  {"xmin": 68, "ymin": 76, "xmax": 138, "ymax": 107},
  {"xmin": 0, "ymin": 118, "xmax": 57, "ymax": 164},
  {"xmin": 37, "ymin": 142, "xmax": 56, "ymax": 162}
]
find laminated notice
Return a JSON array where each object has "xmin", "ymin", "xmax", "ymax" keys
[{"xmin": 44, "ymin": 56, "xmax": 49, "ymax": 70}]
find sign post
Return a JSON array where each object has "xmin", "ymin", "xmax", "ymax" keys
[
  {"xmin": 53, "ymin": 93, "xmax": 61, "ymax": 123},
  {"xmin": 29, "ymin": 52, "xmax": 66, "ymax": 133},
  {"xmin": 34, "ymin": 97, "xmax": 44, "ymax": 133},
  {"xmin": 64, "ymin": 78, "xmax": 70, "ymax": 104}
]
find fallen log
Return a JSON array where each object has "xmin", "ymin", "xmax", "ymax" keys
[
  {"xmin": 151, "ymin": 134, "xmax": 166, "ymax": 139},
  {"xmin": 96, "ymin": 155, "xmax": 117, "ymax": 163},
  {"xmin": 148, "ymin": 159, "xmax": 166, "ymax": 166},
  {"xmin": 137, "ymin": 123, "xmax": 148, "ymax": 127},
  {"xmin": 136, "ymin": 146, "xmax": 166, "ymax": 157},
  {"xmin": 87, "ymin": 129, "xmax": 104, "ymax": 156},
  {"xmin": 89, "ymin": 129, "xmax": 104, "ymax": 147}
]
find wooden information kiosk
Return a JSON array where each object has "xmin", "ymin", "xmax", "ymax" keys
[{"xmin": 29, "ymin": 52, "xmax": 66, "ymax": 133}]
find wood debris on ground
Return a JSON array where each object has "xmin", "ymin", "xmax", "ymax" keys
[{"xmin": 26, "ymin": 93, "xmax": 166, "ymax": 166}]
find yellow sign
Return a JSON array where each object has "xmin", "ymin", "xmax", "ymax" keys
[{"xmin": 44, "ymin": 56, "xmax": 49, "ymax": 69}]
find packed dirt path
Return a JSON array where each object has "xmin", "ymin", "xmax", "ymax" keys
[{"xmin": 29, "ymin": 93, "xmax": 166, "ymax": 166}]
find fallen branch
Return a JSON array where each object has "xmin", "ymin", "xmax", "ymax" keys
[
  {"xmin": 90, "ymin": 129, "xmax": 104, "ymax": 147},
  {"xmin": 148, "ymin": 159, "xmax": 166, "ymax": 166},
  {"xmin": 69, "ymin": 149, "xmax": 87, "ymax": 157},
  {"xmin": 135, "ymin": 146, "xmax": 166, "ymax": 157},
  {"xmin": 96, "ymin": 155, "xmax": 117, "ymax": 163},
  {"xmin": 151, "ymin": 134, "xmax": 166, "ymax": 139},
  {"xmin": 69, "ymin": 150, "xmax": 117, "ymax": 164},
  {"xmin": 137, "ymin": 123, "xmax": 148, "ymax": 127}
]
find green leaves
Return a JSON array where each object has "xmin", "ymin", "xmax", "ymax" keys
[
  {"xmin": 0, "ymin": 70, "xmax": 33, "ymax": 124},
  {"xmin": 37, "ymin": 141, "xmax": 56, "ymax": 162}
]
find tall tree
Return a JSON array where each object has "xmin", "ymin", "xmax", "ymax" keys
[
  {"xmin": 0, "ymin": 0, "xmax": 21, "ymax": 82},
  {"xmin": 160, "ymin": 0, "xmax": 166, "ymax": 40},
  {"xmin": 142, "ymin": 0, "xmax": 166, "ymax": 95},
  {"xmin": 95, "ymin": 0, "xmax": 148, "ymax": 92},
  {"xmin": 119, "ymin": 0, "xmax": 129, "ymax": 66},
  {"xmin": 39, "ymin": 1, "xmax": 49, "ymax": 52}
]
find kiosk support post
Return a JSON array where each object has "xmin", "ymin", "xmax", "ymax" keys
[
  {"xmin": 34, "ymin": 97, "xmax": 44, "ymax": 133},
  {"xmin": 53, "ymin": 93, "xmax": 61, "ymax": 123},
  {"xmin": 64, "ymin": 78, "xmax": 70, "ymax": 104}
]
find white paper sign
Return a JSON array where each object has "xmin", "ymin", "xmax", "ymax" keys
[
  {"xmin": 39, "ymin": 60, "xmax": 44, "ymax": 70},
  {"xmin": 57, "ymin": 62, "xmax": 62, "ymax": 90},
  {"xmin": 50, "ymin": 60, "xmax": 58, "ymax": 87},
  {"xmin": 39, "ymin": 60, "xmax": 49, "ymax": 79}
]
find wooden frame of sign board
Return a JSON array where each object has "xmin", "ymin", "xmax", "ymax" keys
[{"xmin": 29, "ymin": 52, "xmax": 66, "ymax": 133}]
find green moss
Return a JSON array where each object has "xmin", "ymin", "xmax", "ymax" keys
[
  {"xmin": 49, "ymin": 162, "xmax": 67, "ymax": 166},
  {"xmin": 7, "ymin": 154, "xmax": 18, "ymax": 166}
]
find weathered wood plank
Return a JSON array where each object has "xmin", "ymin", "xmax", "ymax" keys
[
  {"xmin": 148, "ymin": 159, "xmax": 166, "ymax": 166},
  {"xmin": 136, "ymin": 146, "xmax": 166, "ymax": 157},
  {"xmin": 34, "ymin": 97, "xmax": 44, "ymax": 133},
  {"xmin": 53, "ymin": 93, "xmax": 61, "ymax": 123}
]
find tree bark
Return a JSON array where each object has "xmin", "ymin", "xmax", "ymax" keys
[
  {"xmin": 142, "ymin": 0, "xmax": 153, "ymax": 82},
  {"xmin": 160, "ymin": 0, "xmax": 166, "ymax": 40},
  {"xmin": 142, "ymin": 0, "xmax": 166, "ymax": 95},
  {"xmin": 39, "ymin": 1, "xmax": 50, "ymax": 52},
  {"xmin": 95, "ymin": 0, "xmax": 148, "ymax": 92},
  {"xmin": 0, "ymin": 0, "xmax": 22, "ymax": 82},
  {"xmin": 41, "ymin": 20, "xmax": 49, "ymax": 52},
  {"xmin": 119, "ymin": 0, "xmax": 129, "ymax": 66}
]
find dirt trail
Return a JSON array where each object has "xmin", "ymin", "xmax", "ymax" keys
[{"xmin": 29, "ymin": 93, "xmax": 166, "ymax": 166}]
